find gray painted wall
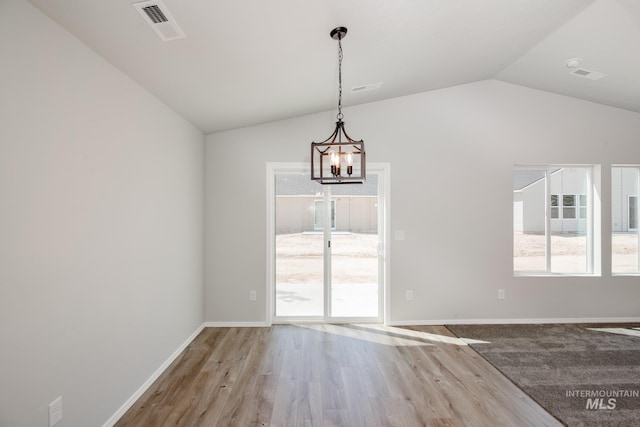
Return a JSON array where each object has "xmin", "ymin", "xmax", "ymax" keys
[
  {"xmin": 0, "ymin": 1, "xmax": 204, "ymax": 426},
  {"xmin": 205, "ymin": 79, "xmax": 640, "ymax": 324}
]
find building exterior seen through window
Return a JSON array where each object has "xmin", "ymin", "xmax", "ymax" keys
[
  {"xmin": 514, "ymin": 165, "xmax": 640, "ymax": 276},
  {"xmin": 612, "ymin": 166, "xmax": 640, "ymax": 274},
  {"xmin": 514, "ymin": 166, "xmax": 592, "ymax": 275}
]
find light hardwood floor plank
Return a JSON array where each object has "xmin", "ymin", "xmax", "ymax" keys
[{"xmin": 115, "ymin": 325, "xmax": 561, "ymax": 427}]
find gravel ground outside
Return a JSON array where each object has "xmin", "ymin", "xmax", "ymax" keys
[
  {"xmin": 514, "ymin": 231, "xmax": 639, "ymax": 272},
  {"xmin": 275, "ymin": 232, "xmax": 378, "ymax": 317}
]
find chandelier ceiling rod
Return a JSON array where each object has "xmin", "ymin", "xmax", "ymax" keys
[{"xmin": 332, "ymin": 27, "xmax": 345, "ymax": 122}]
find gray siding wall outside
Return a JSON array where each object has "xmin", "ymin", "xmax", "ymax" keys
[{"xmin": 276, "ymin": 196, "xmax": 377, "ymax": 234}]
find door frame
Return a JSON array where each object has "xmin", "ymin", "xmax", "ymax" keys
[{"xmin": 266, "ymin": 162, "xmax": 390, "ymax": 325}]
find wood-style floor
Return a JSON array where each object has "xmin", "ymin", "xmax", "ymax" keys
[{"xmin": 115, "ymin": 325, "xmax": 561, "ymax": 427}]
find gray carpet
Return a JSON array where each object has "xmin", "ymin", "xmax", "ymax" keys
[{"xmin": 446, "ymin": 324, "xmax": 640, "ymax": 427}]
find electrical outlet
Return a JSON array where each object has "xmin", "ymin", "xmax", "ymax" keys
[
  {"xmin": 249, "ymin": 291, "xmax": 257, "ymax": 301},
  {"xmin": 49, "ymin": 396, "xmax": 62, "ymax": 427},
  {"xmin": 498, "ymin": 289, "xmax": 505, "ymax": 300},
  {"xmin": 406, "ymin": 290, "xmax": 413, "ymax": 301}
]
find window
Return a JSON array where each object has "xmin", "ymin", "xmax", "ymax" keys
[
  {"xmin": 579, "ymin": 195, "xmax": 587, "ymax": 219},
  {"xmin": 551, "ymin": 194, "xmax": 559, "ymax": 219},
  {"xmin": 562, "ymin": 195, "xmax": 576, "ymax": 219},
  {"xmin": 630, "ymin": 196, "xmax": 638, "ymax": 230},
  {"xmin": 612, "ymin": 166, "xmax": 639, "ymax": 274},
  {"xmin": 514, "ymin": 166, "xmax": 594, "ymax": 275},
  {"xmin": 549, "ymin": 194, "xmax": 585, "ymax": 219}
]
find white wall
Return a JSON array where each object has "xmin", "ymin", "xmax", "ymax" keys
[
  {"xmin": 205, "ymin": 79, "xmax": 640, "ymax": 324},
  {"xmin": 0, "ymin": 1, "xmax": 204, "ymax": 426}
]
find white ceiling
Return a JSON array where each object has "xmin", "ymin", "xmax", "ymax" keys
[{"xmin": 26, "ymin": 0, "xmax": 640, "ymax": 134}]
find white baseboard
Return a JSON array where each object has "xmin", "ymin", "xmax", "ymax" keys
[
  {"xmin": 102, "ymin": 323, "xmax": 205, "ymax": 427},
  {"xmin": 204, "ymin": 321, "xmax": 270, "ymax": 327},
  {"xmin": 387, "ymin": 317, "xmax": 640, "ymax": 326}
]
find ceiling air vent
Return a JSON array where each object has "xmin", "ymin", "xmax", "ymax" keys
[
  {"xmin": 133, "ymin": 1, "xmax": 185, "ymax": 41},
  {"xmin": 143, "ymin": 5, "xmax": 168, "ymax": 24},
  {"xmin": 570, "ymin": 68, "xmax": 606, "ymax": 81}
]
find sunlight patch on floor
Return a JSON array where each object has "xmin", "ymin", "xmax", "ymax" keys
[
  {"xmin": 297, "ymin": 324, "xmax": 475, "ymax": 347},
  {"xmin": 587, "ymin": 327, "xmax": 640, "ymax": 338},
  {"xmin": 369, "ymin": 325, "xmax": 478, "ymax": 346},
  {"xmin": 458, "ymin": 337, "xmax": 492, "ymax": 344}
]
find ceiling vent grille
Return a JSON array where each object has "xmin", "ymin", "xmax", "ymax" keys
[
  {"xmin": 133, "ymin": 1, "xmax": 185, "ymax": 41},
  {"xmin": 143, "ymin": 5, "xmax": 168, "ymax": 24},
  {"xmin": 570, "ymin": 68, "xmax": 606, "ymax": 81}
]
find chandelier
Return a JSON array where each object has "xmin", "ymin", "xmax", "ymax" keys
[{"xmin": 311, "ymin": 27, "xmax": 366, "ymax": 185}]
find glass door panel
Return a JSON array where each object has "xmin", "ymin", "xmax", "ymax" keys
[
  {"xmin": 275, "ymin": 173, "xmax": 324, "ymax": 317},
  {"xmin": 330, "ymin": 175, "xmax": 379, "ymax": 318}
]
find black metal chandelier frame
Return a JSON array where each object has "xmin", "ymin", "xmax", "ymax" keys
[{"xmin": 311, "ymin": 27, "xmax": 366, "ymax": 185}]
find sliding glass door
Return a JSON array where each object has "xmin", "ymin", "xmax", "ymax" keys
[{"xmin": 270, "ymin": 165, "xmax": 385, "ymax": 322}]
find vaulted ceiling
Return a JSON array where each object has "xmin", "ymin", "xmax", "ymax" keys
[{"xmin": 27, "ymin": 0, "xmax": 640, "ymax": 133}]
